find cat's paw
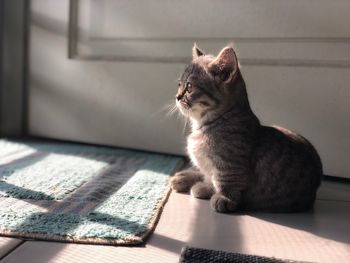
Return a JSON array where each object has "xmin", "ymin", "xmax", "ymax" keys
[
  {"xmin": 210, "ymin": 194, "xmax": 238, "ymax": 213},
  {"xmin": 190, "ymin": 182, "xmax": 214, "ymax": 199},
  {"xmin": 170, "ymin": 171, "xmax": 201, "ymax": 192}
]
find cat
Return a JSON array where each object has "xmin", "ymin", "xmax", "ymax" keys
[{"xmin": 170, "ymin": 44, "xmax": 323, "ymax": 213}]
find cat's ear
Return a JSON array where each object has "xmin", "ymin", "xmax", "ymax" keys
[
  {"xmin": 192, "ymin": 43, "xmax": 205, "ymax": 60},
  {"xmin": 209, "ymin": 46, "xmax": 239, "ymax": 83}
]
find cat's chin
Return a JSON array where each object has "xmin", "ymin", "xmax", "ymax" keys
[
  {"xmin": 176, "ymin": 101, "xmax": 207, "ymax": 129},
  {"xmin": 176, "ymin": 101, "xmax": 190, "ymax": 117}
]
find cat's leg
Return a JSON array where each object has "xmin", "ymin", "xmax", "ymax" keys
[
  {"xmin": 210, "ymin": 177, "xmax": 243, "ymax": 213},
  {"xmin": 170, "ymin": 167, "xmax": 204, "ymax": 192},
  {"xmin": 190, "ymin": 181, "xmax": 215, "ymax": 199},
  {"xmin": 210, "ymin": 192, "xmax": 241, "ymax": 213}
]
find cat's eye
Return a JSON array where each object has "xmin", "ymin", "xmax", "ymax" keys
[
  {"xmin": 178, "ymin": 82, "xmax": 181, "ymax": 87},
  {"xmin": 185, "ymin": 82, "xmax": 193, "ymax": 93}
]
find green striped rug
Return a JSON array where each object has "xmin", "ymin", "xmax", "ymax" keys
[{"xmin": 0, "ymin": 139, "xmax": 183, "ymax": 245}]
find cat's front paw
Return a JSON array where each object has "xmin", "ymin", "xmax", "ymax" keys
[
  {"xmin": 190, "ymin": 182, "xmax": 214, "ymax": 199},
  {"xmin": 170, "ymin": 171, "xmax": 202, "ymax": 192},
  {"xmin": 210, "ymin": 194, "xmax": 238, "ymax": 213}
]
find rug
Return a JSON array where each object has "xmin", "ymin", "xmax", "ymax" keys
[
  {"xmin": 180, "ymin": 247, "xmax": 312, "ymax": 263},
  {"xmin": 0, "ymin": 139, "xmax": 184, "ymax": 245}
]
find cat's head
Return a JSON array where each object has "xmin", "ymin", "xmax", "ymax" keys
[{"xmin": 175, "ymin": 44, "xmax": 246, "ymax": 127}]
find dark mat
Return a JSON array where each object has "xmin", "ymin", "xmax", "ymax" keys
[{"xmin": 180, "ymin": 246, "xmax": 312, "ymax": 263}]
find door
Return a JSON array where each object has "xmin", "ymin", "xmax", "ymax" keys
[{"xmin": 29, "ymin": 0, "xmax": 350, "ymax": 178}]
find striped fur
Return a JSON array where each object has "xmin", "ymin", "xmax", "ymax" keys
[{"xmin": 171, "ymin": 45, "xmax": 322, "ymax": 213}]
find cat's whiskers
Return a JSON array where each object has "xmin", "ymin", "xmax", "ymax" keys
[
  {"xmin": 173, "ymin": 102, "xmax": 192, "ymax": 134},
  {"xmin": 166, "ymin": 103, "xmax": 179, "ymax": 117},
  {"xmin": 151, "ymin": 101, "xmax": 178, "ymax": 122},
  {"xmin": 183, "ymin": 115, "xmax": 190, "ymax": 134},
  {"xmin": 157, "ymin": 97, "xmax": 192, "ymax": 134}
]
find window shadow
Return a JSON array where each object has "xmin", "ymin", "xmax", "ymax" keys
[
  {"xmin": 187, "ymin": 195, "xmax": 244, "ymax": 254},
  {"xmin": 249, "ymin": 199, "xmax": 350, "ymax": 245},
  {"xmin": 0, "ymin": 151, "xmax": 48, "ymax": 178},
  {"xmin": 147, "ymin": 233, "xmax": 186, "ymax": 254},
  {"xmin": 0, "ymin": 140, "xmax": 147, "ymax": 201}
]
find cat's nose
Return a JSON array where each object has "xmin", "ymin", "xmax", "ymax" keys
[{"xmin": 176, "ymin": 94, "xmax": 182, "ymax": 101}]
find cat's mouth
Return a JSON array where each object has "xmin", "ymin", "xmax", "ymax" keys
[
  {"xmin": 180, "ymin": 100, "xmax": 191, "ymax": 109},
  {"xmin": 180, "ymin": 101, "xmax": 191, "ymax": 110}
]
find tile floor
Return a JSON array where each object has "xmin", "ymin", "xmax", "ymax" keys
[{"xmin": 0, "ymin": 179, "xmax": 349, "ymax": 263}]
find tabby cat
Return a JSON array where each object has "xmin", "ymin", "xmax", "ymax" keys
[{"xmin": 171, "ymin": 44, "xmax": 322, "ymax": 213}]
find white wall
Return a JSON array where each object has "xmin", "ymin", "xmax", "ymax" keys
[{"xmin": 29, "ymin": 0, "xmax": 350, "ymax": 178}]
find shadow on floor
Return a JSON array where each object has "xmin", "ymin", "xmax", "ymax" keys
[{"xmin": 250, "ymin": 200, "xmax": 350, "ymax": 245}]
